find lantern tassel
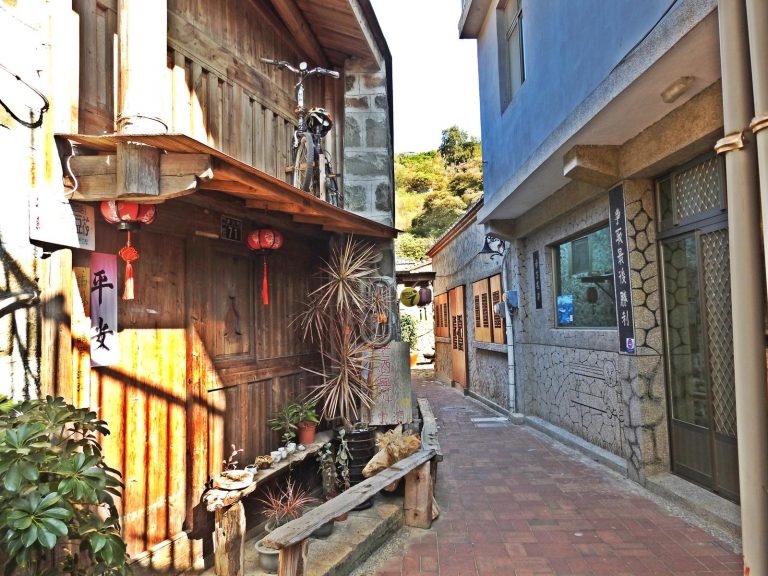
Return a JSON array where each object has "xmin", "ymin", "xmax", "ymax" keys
[
  {"xmin": 262, "ymin": 257, "xmax": 269, "ymax": 305},
  {"xmin": 118, "ymin": 231, "xmax": 139, "ymax": 301}
]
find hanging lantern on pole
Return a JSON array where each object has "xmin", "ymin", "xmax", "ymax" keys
[
  {"xmin": 247, "ymin": 227, "xmax": 284, "ymax": 305},
  {"xmin": 100, "ymin": 201, "xmax": 156, "ymax": 300}
]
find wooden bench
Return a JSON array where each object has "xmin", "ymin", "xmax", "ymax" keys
[
  {"xmin": 206, "ymin": 398, "xmax": 442, "ymax": 576},
  {"xmin": 261, "ymin": 397, "xmax": 442, "ymax": 576},
  {"xmin": 203, "ymin": 431, "xmax": 333, "ymax": 576}
]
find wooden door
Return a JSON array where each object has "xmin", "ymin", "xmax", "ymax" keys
[{"xmin": 448, "ymin": 286, "xmax": 467, "ymax": 389}]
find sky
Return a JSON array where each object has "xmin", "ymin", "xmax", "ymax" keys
[{"xmin": 369, "ymin": 0, "xmax": 481, "ymax": 154}]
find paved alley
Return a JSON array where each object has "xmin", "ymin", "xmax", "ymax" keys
[{"xmin": 362, "ymin": 374, "xmax": 742, "ymax": 576}]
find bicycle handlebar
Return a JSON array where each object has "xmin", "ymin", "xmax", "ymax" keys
[{"xmin": 261, "ymin": 57, "xmax": 339, "ymax": 79}]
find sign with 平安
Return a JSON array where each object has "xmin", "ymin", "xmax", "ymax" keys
[
  {"xmin": 608, "ymin": 186, "xmax": 635, "ymax": 354},
  {"xmin": 90, "ymin": 253, "xmax": 119, "ymax": 367}
]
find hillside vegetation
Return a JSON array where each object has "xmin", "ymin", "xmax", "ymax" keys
[{"xmin": 395, "ymin": 126, "xmax": 482, "ymax": 262}]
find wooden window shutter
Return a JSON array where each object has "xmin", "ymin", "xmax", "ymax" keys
[
  {"xmin": 490, "ymin": 274, "xmax": 505, "ymax": 343},
  {"xmin": 434, "ymin": 293, "xmax": 449, "ymax": 338},
  {"xmin": 472, "ymin": 279, "xmax": 492, "ymax": 342}
]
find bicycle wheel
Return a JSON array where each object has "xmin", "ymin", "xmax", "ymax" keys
[
  {"xmin": 324, "ymin": 154, "xmax": 340, "ymax": 207},
  {"xmin": 292, "ymin": 133, "xmax": 314, "ymax": 192}
]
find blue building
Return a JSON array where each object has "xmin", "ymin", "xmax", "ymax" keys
[{"xmin": 432, "ymin": 0, "xmax": 768, "ymax": 569}]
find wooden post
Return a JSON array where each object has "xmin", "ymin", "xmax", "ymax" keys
[
  {"xmin": 117, "ymin": 0, "xmax": 168, "ymax": 197},
  {"xmin": 278, "ymin": 539, "xmax": 309, "ymax": 576},
  {"xmin": 214, "ymin": 501, "xmax": 245, "ymax": 576},
  {"xmin": 404, "ymin": 460, "xmax": 433, "ymax": 529}
]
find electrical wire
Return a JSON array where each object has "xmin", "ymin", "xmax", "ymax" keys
[{"xmin": 0, "ymin": 62, "xmax": 49, "ymax": 129}]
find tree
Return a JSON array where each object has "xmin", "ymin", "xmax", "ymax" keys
[
  {"xmin": 438, "ymin": 125, "xmax": 479, "ymax": 167},
  {"xmin": 395, "ymin": 233, "xmax": 433, "ymax": 262},
  {"xmin": 410, "ymin": 190, "xmax": 466, "ymax": 238}
]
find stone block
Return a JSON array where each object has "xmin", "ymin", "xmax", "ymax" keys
[
  {"xmin": 374, "ymin": 182, "xmax": 391, "ymax": 212},
  {"xmin": 363, "ymin": 74, "xmax": 385, "ymax": 89},
  {"xmin": 374, "ymin": 94, "xmax": 388, "ymax": 109},
  {"xmin": 345, "ymin": 74, "xmax": 356, "ymax": 93},
  {"xmin": 345, "ymin": 117, "xmax": 361, "ymax": 148},
  {"xmin": 344, "ymin": 184, "xmax": 368, "ymax": 211},
  {"xmin": 345, "ymin": 152, "xmax": 388, "ymax": 176},
  {"xmin": 346, "ymin": 96, "xmax": 369, "ymax": 109},
  {"xmin": 366, "ymin": 117, "xmax": 388, "ymax": 148}
]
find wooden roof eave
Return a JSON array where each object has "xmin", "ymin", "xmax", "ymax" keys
[{"xmin": 57, "ymin": 132, "xmax": 396, "ymax": 240}]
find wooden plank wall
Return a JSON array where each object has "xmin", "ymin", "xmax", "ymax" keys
[
  {"xmin": 73, "ymin": 0, "xmax": 329, "ymax": 184},
  {"xmin": 71, "ymin": 200, "xmax": 324, "ymax": 564}
]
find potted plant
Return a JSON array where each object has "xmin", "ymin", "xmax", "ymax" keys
[
  {"xmin": 400, "ymin": 312, "xmax": 419, "ymax": 367},
  {"xmin": 291, "ymin": 398, "xmax": 320, "ymax": 445},
  {"xmin": 295, "ymin": 237, "xmax": 389, "ymax": 426},
  {"xmin": 257, "ymin": 478, "xmax": 316, "ymax": 532},
  {"xmin": 268, "ymin": 404, "xmax": 298, "ymax": 447}
]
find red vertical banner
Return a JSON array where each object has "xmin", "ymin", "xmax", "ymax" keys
[{"xmin": 90, "ymin": 253, "xmax": 119, "ymax": 367}]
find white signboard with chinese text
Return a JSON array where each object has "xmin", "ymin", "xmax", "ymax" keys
[
  {"xmin": 90, "ymin": 253, "xmax": 119, "ymax": 366},
  {"xmin": 30, "ymin": 191, "xmax": 96, "ymax": 251},
  {"xmin": 369, "ymin": 341, "xmax": 413, "ymax": 425}
]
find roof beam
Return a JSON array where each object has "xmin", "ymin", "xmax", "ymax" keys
[{"xmin": 269, "ymin": 0, "xmax": 328, "ymax": 66}]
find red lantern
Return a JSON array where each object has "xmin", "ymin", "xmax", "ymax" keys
[
  {"xmin": 100, "ymin": 201, "xmax": 157, "ymax": 300},
  {"xmin": 247, "ymin": 227, "xmax": 284, "ymax": 305}
]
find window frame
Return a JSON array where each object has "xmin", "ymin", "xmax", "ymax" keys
[
  {"xmin": 497, "ymin": 0, "xmax": 525, "ymax": 110},
  {"xmin": 551, "ymin": 223, "xmax": 617, "ymax": 329}
]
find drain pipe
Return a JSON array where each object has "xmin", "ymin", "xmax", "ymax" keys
[
  {"xmin": 746, "ymin": 0, "xmax": 768, "ymax": 287},
  {"xmin": 716, "ymin": 2, "xmax": 768, "ymax": 574},
  {"xmin": 499, "ymin": 246, "xmax": 523, "ymax": 423}
]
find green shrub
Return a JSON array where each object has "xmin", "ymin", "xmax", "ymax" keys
[
  {"xmin": 400, "ymin": 313, "xmax": 418, "ymax": 351},
  {"xmin": 0, "ymin": 395, "xmax": 129, "ymax": 575}
]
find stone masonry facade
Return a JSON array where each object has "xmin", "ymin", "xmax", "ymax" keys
[
  {"xmin": 343, "ymin": 60, "xmax": 394, "ymax": 227},
  {"xmin": 432, "ymin": 213, "xmax": 510, "ymax": 410},
  {"xmin": 513, "ymin": 180, "xmax": 668, "ymax": 482}
]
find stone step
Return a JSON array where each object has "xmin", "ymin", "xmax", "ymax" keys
[{"xmin": 234, "ymin": 497, "xmax": 404, "ymax": 576}]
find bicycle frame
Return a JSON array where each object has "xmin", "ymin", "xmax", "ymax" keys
[{"xmin": 261, "ymin": 58, "xmax": 341, "ymax": 205}]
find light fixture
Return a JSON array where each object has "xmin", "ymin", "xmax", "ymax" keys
[
  {"xmin": 478, "ymin": 234, "xmax": 506, "ymax": 261},
  {"xmin": 660, "ymin": 76, "xmax": 695, "ymax": 104}
]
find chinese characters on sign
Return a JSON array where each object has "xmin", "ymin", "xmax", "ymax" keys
[
  {"xmin": 608, "ymin": 187, "xmax": 635, "ymax": 354},
  {"xmin": 533, "ymin": 250, "xmax": 542, "ymax": 309},
  {"xmin": 90, "ymin": 253, "xmax": 119, "ymax": 366},
  {"xmin": 369, "ymin": 342, "xmax": 413, "ymax": 425},
  {"xmin": 220, "ymin": 216, "xmax": 243, "ymax": 242}
]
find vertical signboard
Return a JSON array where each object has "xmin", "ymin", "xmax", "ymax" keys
[
  {"xmin": 608, "ymin": 186, "xmax": 635, "ymax": 353},
  {"xmin": 369, "ymin": 341, "xmax": 412, "ymax": 425},
  {"xmin": 90, "ymin": 253, "xmax": 119, "ymax": 366},
  {"xmin": 533, "ymin": 250, "xmax": 542, "ymax": 309}
]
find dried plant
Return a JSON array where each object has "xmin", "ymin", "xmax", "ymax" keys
[
  {"xmin": 295, "ymin": 236, "xmax": 389, "ymax": 424},
  {"xmin": 223, "ymin": 444, "xmax": 243, "ymax": 471},
  {"xmin": 257, "ymin": 479, "xmax": 317, "ymax": 526}
]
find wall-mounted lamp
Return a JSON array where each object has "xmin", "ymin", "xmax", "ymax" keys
[
  {"xmin": 478, "ymin": 234, "xmax": 506, "ymax": 261},
  {"xmin": 660, "ymin": 76, "xmax": 695, "ymax": 104}
]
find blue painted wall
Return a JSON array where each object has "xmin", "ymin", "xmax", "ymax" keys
[{"xmin": 477, "ymin": 0, "xmax": 674, "ymax": 202}]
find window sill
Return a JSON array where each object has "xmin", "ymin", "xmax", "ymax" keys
[{"xmin": 474, "ymin": 341, "xmax": 507, "ymax": 353}]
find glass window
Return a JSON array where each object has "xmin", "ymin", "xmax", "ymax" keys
[
  {"xmin": 497, "ymin": 0, "xmax": 524, "ymax": 109},
  {"xmin": 554, "ymin": 226, "xmax": 616, "ymax": 328}
]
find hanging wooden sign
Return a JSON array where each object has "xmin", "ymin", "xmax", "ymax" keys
[{"xmin": 89, "ymin": 253, "xmax": 119, "ymax": 367}]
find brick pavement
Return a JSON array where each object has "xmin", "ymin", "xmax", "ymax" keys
[{"xmin": 371, "ymin": 374, "xmax": 742, "ymax": 576}]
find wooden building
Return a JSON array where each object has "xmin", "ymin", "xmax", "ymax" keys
[{"xmin": 0, "ymin": 0, "xmax": 395, "ymax": 572}]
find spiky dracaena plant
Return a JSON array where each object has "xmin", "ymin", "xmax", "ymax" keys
[{"xmin": 295, "ymin": 237, "xmax": 385, "ymax": 425}]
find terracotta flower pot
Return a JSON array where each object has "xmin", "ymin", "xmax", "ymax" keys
[
  {"xmin": 297, "ymin": 421, "xmax": 317, "ymax": 445},
  {"xmin": 409, "ymin": 351, "xmax": 418, "ymax": 368}
]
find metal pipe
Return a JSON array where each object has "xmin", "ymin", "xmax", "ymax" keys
[
  {"xmin": 716, "ymin": 2, "xmax": 768, "ymax": 573},
  {"xmin": 500, "ymin": 250, "xmax": 517, "ymax": 413}
]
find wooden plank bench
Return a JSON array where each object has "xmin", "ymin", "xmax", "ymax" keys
[
  {"xmin": 203, "ymin": 431, "xmax": 333, "ymax": 576},
  {"xmin": 261, "ymin": 396, "xmax": 442, "ymax": 576},
  {"xmin": 261, "ymin": 447, "xmax": 438, "ymax": 576}
]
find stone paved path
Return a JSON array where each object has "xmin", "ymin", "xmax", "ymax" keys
[{"xmin": 368, "ymin": 374, "xmax": 742, "ymax": 576}]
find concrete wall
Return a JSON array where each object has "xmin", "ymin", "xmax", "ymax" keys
[
  {"xmin": 0, "ymin": 1, "xmax": 50, "ymax": 399},
  {"xmin": 431, "ymin": 215, "xmax": 510, "ymax": 409},
  {"xmin": 474, "ymin": 0, "xmax": 686, "ymax": 205},
  {"xmin": 343, "ymin": 60, "xmax": 394, "ymax": 227}
]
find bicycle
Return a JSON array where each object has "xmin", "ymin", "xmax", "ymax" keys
[{"xmin": 260, "ymin": 58, "xmax": 341, "ymax": 206}]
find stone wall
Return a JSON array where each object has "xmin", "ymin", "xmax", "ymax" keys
[
  {"xmin": 343, "ymin": 60, "xmax": 394, "ymax": 227},
  {"xmin": 514, "ymin": 181, "xmax": 667, "ymax": 480},
  {"xmin": 431, "ymin": 213, "xmax": 511, "ymax": 410}
]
